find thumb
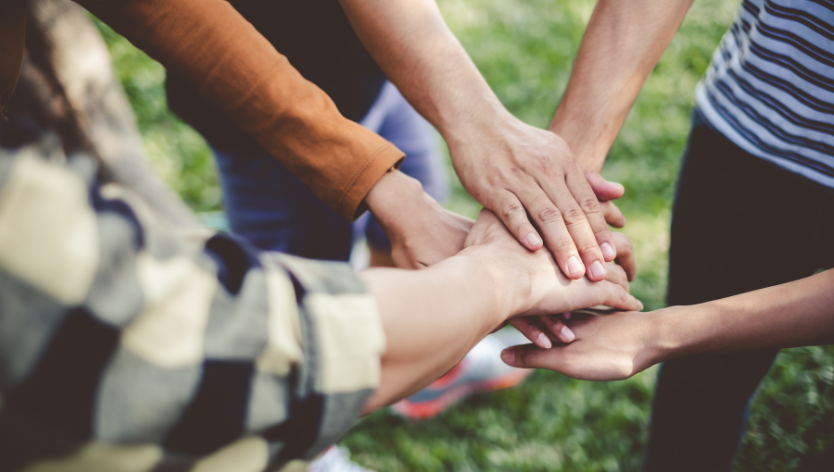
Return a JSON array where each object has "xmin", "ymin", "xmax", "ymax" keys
[{"xmin": 584, "ymin": 169, "xmax": 624, "ymax": 202}]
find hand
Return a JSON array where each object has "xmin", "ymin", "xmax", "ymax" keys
[
  {"xmin": 462, "ymin": 209, "xmax": 643, "ymax": 319},
  {"xmin": 509, "ymin": 231, "xmax": 638, "ymax": 347},
  {"xmin": 366, "ymin": 170, "xmax": 474, "ymax": 269},
  {"xmin": 500, "ymin": 307, "xmax": 675, "ymax": 380},
  {"xmin": 448, "ymin": 115, "xmax": 625, "ymax": 282}
]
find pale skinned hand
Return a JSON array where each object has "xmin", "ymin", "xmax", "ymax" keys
[
  {"xmin": 449, "ymin": 117, "xmax": 626, "ymax": 282},
  {"xmin": 500, "ymin": 307, "xmax": 672, "ymax": 380},
  {"xmin": 461, "ymin": 209, "xmax": 643, "ymax": 318},
  {"xmin": 508, "ymin": 231, "xmax": 637, "ymax": 347},
  {"xmin": 366, "ymin": 170, "xmax": 474, "ymax": 269}
]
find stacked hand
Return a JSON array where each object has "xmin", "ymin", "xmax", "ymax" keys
[
  {"xmin": 461, "ymin": 209, "xmax": 642, "ymax": 319},
  {"xmin": 508, "ymin": 230, "xmax": 637, "ymax": 348},
  {"xmin": 500, "ymin": 307, "xmax": 662, "ymax": 380},
  {"xmin": 448, "ymin": 117, "xmax": 627, "ymax": 281}
]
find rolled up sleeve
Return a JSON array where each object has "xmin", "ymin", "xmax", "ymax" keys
[{"xmin": 76, "ymin": 0, "xmax": 404, "ymax": 220}]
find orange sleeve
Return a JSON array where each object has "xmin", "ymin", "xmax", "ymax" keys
[{"xmin": 77, "ymin": 0, "xmax": 404, "ymax": 220}]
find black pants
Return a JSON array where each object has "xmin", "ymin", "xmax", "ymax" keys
[{"xmin": 644, "ymin": 110, "xmax": 834, "ymax": 471}]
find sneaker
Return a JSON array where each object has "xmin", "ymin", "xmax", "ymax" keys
[
  {"xmin": 391, "ymin": 330, "xmax": 531, "ymax": 419},
  {"xmin": 308, "ymin": 445, "xmax": 374, "ymax": 472}
]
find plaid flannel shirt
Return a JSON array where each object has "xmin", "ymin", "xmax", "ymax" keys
[{"xmin": 0, "ymin": 127, "xmax": 386, "ymax": 472}]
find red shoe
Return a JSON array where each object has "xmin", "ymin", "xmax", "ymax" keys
[{"xmin": 391, "ymin": 331, "xmax": 531, "ymax": 419}]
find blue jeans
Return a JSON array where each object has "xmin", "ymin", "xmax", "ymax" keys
[
  {"xmin": 644, "ymin": 110, "xmax": 834, "ymax": 471},
  {"xmin": 214, "ymin": 81, "xmax": 448, "ymax": 260}
]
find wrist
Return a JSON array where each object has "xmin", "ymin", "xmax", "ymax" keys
[
  {"xmin": 365, "ymin": 170, "xmax": 425, "ymax": 221},
  {"xmin": 644, "ymin": 304, "xmax": 720, "ymax": 366},
  {"xmin": 455, "ymin": 244, "xmax": 528, "ymax": 320},
  {"xmin": 442, "ymin": 103, "xmax": 515, "ymax": 151}
]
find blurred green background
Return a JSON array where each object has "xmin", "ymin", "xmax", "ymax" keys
[{"xmin": 95, "ymin": 0, "xmax": 834, "ymax": 469}]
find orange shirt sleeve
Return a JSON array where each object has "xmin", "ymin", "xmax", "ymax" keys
[{"xmin": 77, "ymin": 0, "xmax": 404, "ymax": 220}]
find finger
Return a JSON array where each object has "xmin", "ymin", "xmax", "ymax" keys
[
  {"xmin": 566, "ymin": 167, "xmax": 620, "ymax": 267},
  {"xmin": 604, "ymin": 263, "xmax": 630, "ymax": 291},
  {"xmin": 612, "ymin": 232, "xmax": 636, "ymax": 281},
  {"xmin": 509, "ymin": 318, "xmax": 553, "ymax": 349},
  {"xmin": 596, "ymin": 281, "xmax": 643, "ymax": 311},
  {"xmin": 601, "ymin": 201, "xmax": 626, "ymax": 228},
  {"xmin": 493, "ymin": 192, "xmax": 544, "ymax": 251},
  {"xmin": 502, "ymin": 343, "xmax": 562, "ymax": 370},
  {"xmin": 514, "ymin": 186, "xmax": 585, "ymax": 278},
  {"xmin": 540, "ymin": 314, "xmax": 576, "ymax": 343},
  {"xmin": 584, "ymin": 169, "xmax": 625, "ymax": 202},
  {"xmin": 536, "ymin": 168, "xmax": 608, "ymax": 280}
]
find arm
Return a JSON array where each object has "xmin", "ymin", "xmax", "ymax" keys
[
  {"xmin": 77, "ymin": 0, "xmax": 470, "ymax": 268},
  {"xmin": 549, "ymin": 0, "xmax": 695, "ymax": 171},
  {"xmin": 339, "ymin": 0, "xmax": 624, "ymax": 281},
  {"xmin": 76, "ymin": 0, "xmax": 404, "ymax": 221},
  {"xmin": 502, "ymin": 270, "xmax": 834, "ymax": 381}
]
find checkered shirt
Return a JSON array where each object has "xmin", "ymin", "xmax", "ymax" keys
[{"xmin": 0, "ymin": 130, "xmax": 386, "ymax": 472}]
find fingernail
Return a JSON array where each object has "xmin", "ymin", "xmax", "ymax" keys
[
  {"xmin": 526, "ymin": 233, "xmax": 541, "ymax": 247},
  {"xmin": 567, "ymin": 256, "xmax": 584, "ymax": 275},
  {"xmin": 562, "ymin": 312, "xmax": 571, "ymax": 320},
  {"xmin": 561, "ymin": 325, "xmax": 576, "ymax": 342},
  {"xmin": 637, "ymin": 298, "xmax": 644, "ymax": 311},
  {"xmin": 601, "ymin": 242, "xmax": 616, "ymax": 260},
  {"xmin": 537, "ymin": 333, "xmax": 552, "ymax": 349},
  {"xmin": 501, "ymin": 348, "xmax": 516, "ymax": 365},
  {"xmin": 590, "ymin": 260, "xmax": 606, "ymax": 278}
]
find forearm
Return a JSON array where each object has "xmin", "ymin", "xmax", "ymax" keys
[
  {"xmin": 657, "ymin": 269, "xmax": 834, "ymax": 361},
  {"xmin": 549, "ymin": 0, "xmax": 693, "ymax": 171},
  {"xmin": 80, "ymin": 0, "xmax": 403, "ymax": 220},
  {"xmin": 338, "ymin": 0, "xmax": 511, "ymax": 143},
  {"xmin": 360, "ymin": 251, "xmax": 510, "ymax": 412}
]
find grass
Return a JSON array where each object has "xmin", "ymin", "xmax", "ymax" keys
[{"xmin": 95, "ymin": 0, "xmax": 834, "ymax": 469}]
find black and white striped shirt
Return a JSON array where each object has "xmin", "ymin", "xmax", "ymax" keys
[{"xmin": 697, "ymin": 0, "xmax": 834, "ymax": 189}]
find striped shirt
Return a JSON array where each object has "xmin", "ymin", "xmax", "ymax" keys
[{"xmin": 696, "ymin": 0, "xmax": 834, "ymax": 189}]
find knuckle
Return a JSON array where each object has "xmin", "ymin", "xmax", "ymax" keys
[
  {"xmin": 578, "ymin": 196, "xmax": 602, "ymax": 215},
  {"xmin": 552, "ymin": 237, "xmax": 576, "ymax": 254},
  {"xmin": 615, "ymin": 287, "xmax": 630, "ymax": 305},
  {"xmin": 563, "ymin": 207, "xmax": 587, "ymax": 225},
  {"xmin": 536, "ymin": 206, "xmax": 563, "ymax": 225},
  {"xmin": 534, "ymin": 154, "xmax": 557, "ymax": 176},
  {"xmin": 576, "ymin": 240, "xmax": 600, "ymax": 254},
  {"xmin": 501, "ymin": 203, "xmax": 525, "ymax": 221}
]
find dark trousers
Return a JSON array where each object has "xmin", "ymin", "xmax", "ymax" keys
[{"xmin": 644, "ymin": 110, "xmax": 834, "ymax": 471}]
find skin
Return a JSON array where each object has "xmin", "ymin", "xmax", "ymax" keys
[
  {"xmin": 360, "ymin": 209, "xmax": 642, "ymax": 412},
  {"xmin": 502, "ymin": 0, "xmax": 693, "ymax": 344},
  {"xmin": 365, "ymin": 170, "xmax": 474, "ymax": 269},
  {"xmin": 339, "ymin": 0, "xmax": 628, "ymax": 282},
  {"xmin": 548, "ymin": 0, "xmax": 695, "ymax": 172},
  {"xmin": 509, "ymin": 231, "xmax": 637, "ymax": 348},
  {"xmin": 366, "ymin": 172, "xmax": 639, "ymax": 348},
  {"xmin": 501, "ymin": 269, "xmax": 834, "ymax": 381}
]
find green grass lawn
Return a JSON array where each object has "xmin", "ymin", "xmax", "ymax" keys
[{"xmin": 96, "ymin": 0, "xmax": 834, "ymax": 469}]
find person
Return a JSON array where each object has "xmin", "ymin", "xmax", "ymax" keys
[
  {"xmin": 0, "ymin": 118, "xmax": 642, "ymax": 470},
  {"xmin": 162, "ymin": 1, "xmax": 530, "ymax": 428},
  {"xmin": 492, "ymin": 0, "xmax": 834, "ymax": 469}
]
